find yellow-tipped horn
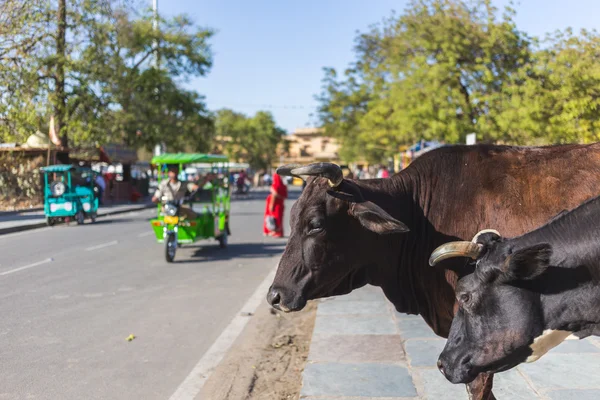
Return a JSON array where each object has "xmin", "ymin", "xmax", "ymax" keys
[
  {"xmin": 429, "ymin": 241, "xmax": 483, "ymax": 267},
  {"xmin": 290, "ymin": 162, "xmax": 343, "ymax": 188}
]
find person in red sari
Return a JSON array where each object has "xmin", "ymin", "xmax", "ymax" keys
[{"xmin": 263, "ymin": 173, "xmax": 288, "ymax": 237}]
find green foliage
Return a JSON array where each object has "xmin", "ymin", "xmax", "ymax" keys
[
  {"xmin": 317, "ymin": 0, "xmax": 600, "ymax": 162},
  {"xmin": 0, "ymin": 0, "xmax": 214, "ymax": 151},
  {"xmin": 215, "ymin": 109, "xmax": 285, "ymax": 170},
  {"xmin": 496, "ymin": 29, "xmax": 600, "ymax": 144}
]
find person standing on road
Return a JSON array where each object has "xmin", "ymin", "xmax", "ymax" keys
[
  {"xmin": 237, "ymin": 169, "xmax": 248, "ymax": 193},
  {"xmin": 383, "ymin": 166, "xmax": 390, "ymax": 178},
  {"xmin": 378, "ymin": 165, "xmax": 390, "ymax": 178},
  {"xmin": 263, "ymin": 173, "xmax": 288, "ymax": 237},
  {"xmin": 94, "ymin": 173, "xmax": 106, "ymax": 205},
  {"xmin": 262, "ymin": 171, "xmax": 272, "ymax": 186}
]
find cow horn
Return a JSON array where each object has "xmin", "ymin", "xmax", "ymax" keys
[
  {"xmin": 429, "ymin": 241, "xmax": 483, "ymax": 267},
  {"xmin": 276, "ymin": 164, "xmax": 304, "ymax": 178},
  {"xmin": 290, "ymin": 163, "xmax": 343, "ymax": 188},
  {"xmin": 471, "ymin": 229, "xmax": 501, "ymax": 243}
]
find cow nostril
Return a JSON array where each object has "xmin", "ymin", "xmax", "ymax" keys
[
  {"xmin": 460, "ymin": 355, "xmax": 472, "ymax": 366},
  {"xmin": 437, "ymin": 359, "xmax": 445, "ymax": 376},
  {"xmin": 268, "ymin": 289, "xmax": 281, "ymax": 306}
]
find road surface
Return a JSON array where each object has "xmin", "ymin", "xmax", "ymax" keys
[{"xmin": 0, "ymin": 190, "xmax": 294, "ymax": 400}]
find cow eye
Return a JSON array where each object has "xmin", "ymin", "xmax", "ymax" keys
[
  {"xmin": 308, "ymin": 220, "xmax": 324, "ymax": 234},
  {"xmin": 459, "ymin": 293, "xmax": 471, "ymax": 304}
]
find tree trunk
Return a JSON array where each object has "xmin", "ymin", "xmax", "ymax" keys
[{"xmin": 55, "ymin": 0, "xmax": 67, "ymax": 148}]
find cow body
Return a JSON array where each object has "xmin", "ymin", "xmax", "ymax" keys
[
  {"xmin": 434, "ymin": 195, "xmax": 600, "ymax": 384},
  {"xmin": 269, "ymin": 143, "xmax": 600, "ymax": 399}
]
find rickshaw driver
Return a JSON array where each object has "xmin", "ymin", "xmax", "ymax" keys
[{"xmin": 152, "ymin": 165, "xmax": 210, "ymax": 220}]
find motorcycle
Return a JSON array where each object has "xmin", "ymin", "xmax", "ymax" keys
[{"xmin": 161, "ymin": 198, "xmax": 181, "ymax": 263}]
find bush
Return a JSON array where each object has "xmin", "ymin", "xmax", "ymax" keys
[{"xmin": 0, "ymin": 154, "xmax": 44, "ymax": 210}]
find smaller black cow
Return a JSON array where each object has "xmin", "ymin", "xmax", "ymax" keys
[{"xmin": 429, "ymin": 196, "xmax": 600, "ymax": 384}]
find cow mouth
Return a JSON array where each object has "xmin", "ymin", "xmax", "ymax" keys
[
  {"xmin": 268, "ymin": 268, "xmax": 368, "ymax": 313},
  {"xmin": 267, "ymin": 286, "xmax": 307, "ymax": 312},
  {"xmin": 460, "ymin": 357, "xmax": 522, "ymax": 383},
  {"xmin": 307, "ymin": 267, "xmax": 369, "ymax": 303},
  {"xmin": 271, "ymin": 301, "xmax": 304, "ymax": 313}
]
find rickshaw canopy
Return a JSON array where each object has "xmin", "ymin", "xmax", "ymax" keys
[
  {"xmin": 151, "ymin": 153, "xmax": 228, "ymax": 165},
  {"xmin": 40, "ymin": 164, "xmax": 76, "ymax": 173}
]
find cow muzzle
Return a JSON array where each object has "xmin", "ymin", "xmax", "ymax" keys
[
  {"xmin": 266, "ymin": 285, "xmax": 306, "ymax": 313},
  {"xmin": 437, "ymin": 350, "xmax": 476, "ymax": 384}
]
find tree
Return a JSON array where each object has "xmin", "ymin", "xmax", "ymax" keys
[
  {"xmin": 84, "ymin": 9, "xmax": 215, "ymax": 150},
  {"xmin": 0, "ymin": 0, "xmax": 215, "ymax": 152},
  {"xmin": 496, "ymin": 29, "xmax": 600, "ymax": 144},
  {"xmin": 316, "ymin": 67, "xmax": 375, "ymax": 161},
  {"xmin": 317, "ymin": 0, "xmax": 534, "ymax": 161},
  {"xmin": 215, "ymin": 109, "xmax": 285, "ymax": 170}
]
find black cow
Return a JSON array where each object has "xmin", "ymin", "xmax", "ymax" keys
[
  {"xmin": 268, "ymin": 143, "xmax": 600, "ymax": 400},
  {"xmin": 430, "ymin": 195, "xmax": 600, "ymax": 384}
]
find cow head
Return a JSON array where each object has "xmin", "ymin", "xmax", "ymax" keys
[
  {"xmin": 267, "ymin": 163, "xmax": 409, "ymax": 312},
  {"xmin": 430, "ymin": 231, "xmax": 553, "ymax": 383}
]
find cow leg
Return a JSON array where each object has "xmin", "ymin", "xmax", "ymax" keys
[{"xmin": 466, "ymin": 373, "xmax": 495, "ymax": 400}]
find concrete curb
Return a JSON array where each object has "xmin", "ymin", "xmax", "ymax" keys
[
  {"xmin": 0, "ymin": 204, "xmax": 155, "ymax": 236},
  {"xmin": 0, "ymin": 207, "xmax": 44, "ymax": 216}
]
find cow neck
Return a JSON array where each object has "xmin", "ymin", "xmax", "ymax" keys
[
  {"xmin": 511, "ymin": 246, "xmax": 600, "ymax": 338},
  {"xmin": 354, "ymin": 175, "xmax": 455, "ymax": 336},
  {"xmin": 538, "ymin": 281, "xmax": 600, "ymax": 337},
  {"xmin": 507, "ymin": 196, "xmax": 600, "ymax": 336},
  {"xmin": 399, "ymin": 169, "xmax": 457, "ymax": 336}
]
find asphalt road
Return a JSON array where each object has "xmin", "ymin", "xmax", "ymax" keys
[{"xmin": 0, "ymin": 189, "xmax": 294, "ymax": 400}]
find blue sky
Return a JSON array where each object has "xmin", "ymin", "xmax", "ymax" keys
[{"xmin": 161, "ymin": 0, "xmax": 600, "ymax": 133}]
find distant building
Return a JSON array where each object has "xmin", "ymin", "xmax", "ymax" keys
[{"xmin": 277, "ymin": 128, "xmax": 340, "ymax": 165}]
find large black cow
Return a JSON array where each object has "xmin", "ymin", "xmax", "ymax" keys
[
  {"xmin": 431, "ymin": 195, "xmax": 600, "ymax": 384},
  {"xmin": 268, "ymin": 143, "xmax": 600, "ymax": 399}
]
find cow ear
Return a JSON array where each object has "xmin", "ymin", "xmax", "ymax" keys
[
  {"xmin": 349, "ymin": 202, "xmax": 409, "ymax": 235},
  {"xmin": 502, "ymin": 243, "xmax": 552, "ymax": 281}
]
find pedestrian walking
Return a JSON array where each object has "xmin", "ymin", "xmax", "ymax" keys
[
  {"xmin": 263, "ymin": 172, "xmax": 272, "ymax": 186},
  {"xmin": 381, "ymin": 165, "xmax": 390, "ymax": 178},
  {"xmin": 263, "ymin": 173, "xmax": 288, "ymax": 237},
  {"xmin": 95, "ymin": 173, "xmax": 106, "ymax": 205},
  {"xmin": 378, "ymin": 165, "xmax": 390, "ymax": 178}
]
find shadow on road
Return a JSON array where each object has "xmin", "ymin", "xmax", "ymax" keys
[
  {"xmin": 175, "ymin": 241, "xmax": 287, "ymax": 263},
  {"xmin": 90, "ymin": 218, "xmax": 138, "ymax": 225}
]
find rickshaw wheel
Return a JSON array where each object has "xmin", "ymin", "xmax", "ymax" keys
[
  {"xmin": 218, "ymin": 231, "xmax": 228, "ymax": 249},
  {"xmin": 76, "ymin": 211, "xmax": 85, "ymax": 225},
  {"xmin": 165, "ymin": 233, "xmax": 177, "ymax": 262},
  {"xmin": 90, "ymin": 213, "xmax": 97, "ymax": 223},
  {"xmin": 46, "ymin": 218, "xmax": 55, "ymax": 227}
]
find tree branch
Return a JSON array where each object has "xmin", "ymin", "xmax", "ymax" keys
[{"xmin": 131, "ymin": 49, "xmax": 155, "ymax": 72}]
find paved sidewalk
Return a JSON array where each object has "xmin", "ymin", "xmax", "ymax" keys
[
  {"xmin": 0, "ymin": 200, "xmax": 154, "ymax": 234},
  {"xmin": 301, "ymin": 285, "xmax": 600, "ymax": 399}
]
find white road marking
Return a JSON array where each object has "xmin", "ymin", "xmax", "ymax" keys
[
  {"xmin": 0, "ymin": 258, "xmax": 53, "ymax": 276},
  {"xmin": 168, "ymin": 264, "xmax": 278, "ymax": 400},
  {"xmin": 85, "ymin": 240, "xmax": 118, "ymax": 251},
  {"xmin": 137, "ymin": 231, "xmax": 155, "ymax": 237}
]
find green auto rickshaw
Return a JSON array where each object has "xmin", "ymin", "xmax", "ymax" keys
[
  {"xmin": 41, "ymin": 165, "xmax": 99, "ymax": 226},
  {"xmin": 149, "ymin": 153, "xmax": 231, "ymax": 262}
]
